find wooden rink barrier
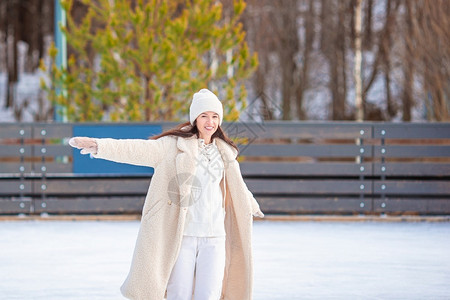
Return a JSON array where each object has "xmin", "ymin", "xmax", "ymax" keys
[{"xmin": 0, "ymin": 121, "xmax": 449, "ymax": 216}]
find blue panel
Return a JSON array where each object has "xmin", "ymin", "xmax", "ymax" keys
[{"xmin": 73, "ymin": 125, "xmax": 162, "ymax": 174}]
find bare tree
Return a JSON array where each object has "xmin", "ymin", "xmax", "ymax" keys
[
  {"xmin": 354, "ymin": 0, "xmax": 363, "ymax": 121},
  {"xmin": 5, "ymin": 0, "xmax": 19, "ymax": 109},
  {"xmin": 242, "ymin": 0, "xmax": 278, "ymax": 120},
  {"xmin": 380, "ymin": 0, "xmax": 399, "ymax": 120},
  {"xmin": 363, "ymin": 0, "xmax": 373, "ymax": 49},
  {"xmin": 0, "ymin": 0, "xmax": 54, "ymax": 113},
  {"xmin": 244, "ymin": 0, "xmax": 302, "ymax": 121},
  {"xmin": 295, "ymin": 0, "xmax": 314, "ymax": 120},
  {"xmin": 272, "ymin": 1, "xmax": 300, "ymax": 120},
  {"xmin": 321, "ymin": 0, "xmax": 350, "ymax": 120},
  {"xmin": 411, "ymin": 0, "xmax": 449, "ymax": 121},
  {"xmin": 359, "ymin": 0, "xmax": 400, "ymax": 121},
  {"xmin": 401, "ymin": 0, "xmax": 414, "ymax": 121}
]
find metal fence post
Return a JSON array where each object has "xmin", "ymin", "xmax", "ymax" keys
[
  {"xmin": 39, "ymin": 127, "xmax": 47, "ymax": 214},
  {"xmin": 18, "ymin": 126, "xmax": 27, "ymax": 212},
  {"xmin": 380, "ymin": 128, "xmax": 387, "ymax": 215},
  {"xmin": 357, "ymin": 129, "xmax": 365, "ymax": 212}
]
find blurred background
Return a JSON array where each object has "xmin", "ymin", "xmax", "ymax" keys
[{"xmin": 0, "ymin": 0, "xmax": 448, "ymax": 123}]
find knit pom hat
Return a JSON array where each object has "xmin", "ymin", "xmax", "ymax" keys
[{"xmin": 189, "ymin": 89, "xmax": 223, "ymax": 125}]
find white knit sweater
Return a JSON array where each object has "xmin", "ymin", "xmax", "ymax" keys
[{"xmin": 183, "ymin": 138, "xmax": 226, "ymax": 237}]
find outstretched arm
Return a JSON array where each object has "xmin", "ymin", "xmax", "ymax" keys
[{"xmin": 69, "ymin": 136, "xmax": 167, "ymax": 168}]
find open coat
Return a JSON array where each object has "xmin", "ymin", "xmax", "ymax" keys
[{"xmin": 94, "ymin": 135, "xmax": 262, "ymax": 300}]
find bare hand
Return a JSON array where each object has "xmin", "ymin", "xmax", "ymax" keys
[{"xmin": 69, "ymin": 137, "xmax": 98, "ymax": 155}]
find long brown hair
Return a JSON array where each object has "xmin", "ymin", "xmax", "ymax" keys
[{"xmin": 150, "ymin": 121, "xmax": 239, "ymax": 154}]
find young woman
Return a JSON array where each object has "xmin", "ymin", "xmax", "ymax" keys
[{"xmin": 69, "ymin": 88, "xmax": 264, "ymax": 300}]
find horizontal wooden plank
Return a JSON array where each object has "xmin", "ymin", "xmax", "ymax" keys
[
  {"xmin": 2, "ymin": 178, "xmax": 445, "ymax": 197},
  {"xmin": 0, "ymin": 163, "xmax": 71, "ymax": 174},
  {"xmin": 3, "ymin": 123, "xmax": 449, "ymax": 141},
  {"xmin": 33, "ymin": 145, "xmax": 72, "ymax": 156},
  {"xmin": 240, "ymin": 144, "xmax": 373, "ymax": 158},
  {"xmin": 257, "ymin": 197, "xmax": 371, "ymax": 213},
  {"xmin": 34, "ymin": 197, "xmax": 145, "ymax": 214},
  {"xmin": 245, "ymin": 179, "xmax": 372, "ymax": 195},
  {"xmin": 0, "ymin": 162, "xmax": 34, "ymax": 173},
  {"xmin": 373, "ymin": 163, "xmax": 450, "ymax": 176},
  {"xmin": 32, "ymin": 124, "xmax": 73, "ymax": 138},
  {"xmin": 0, "ymin": 124, "xmax": 33, "ymax": 138},
  {"xmin": 34, "ymin": 162, "xmax": 72, "ymax": 173},
  {"xmin": 0, "ymin": 198, "xmax": 32, "ymax": 214},
  {"xmin": 373, "ymin": 124, "xmax": 450, "ymax": 139},
  {"xmin": 373, "ymin": 198, "xmax": 450, "ymax": 214},
  {"xmin": 0, "ymin": 145, "xmax": 33, "ymax": 156},
  {"xmin": 374, "ymin": 181, "xmax": 450, "ymax": 195},
  {"xmin": 0, "ymin": 181, "xmax": 33, "ymax": 194},
  {"xmin": 223, "ymin": 122, "xmax": 372, "ymax": 139},
  {"xmin": 240, "ymin": 162, "xmax": 372, "ymax": 176},
  {"xmin": 33, "ymin": 178, "xmax": 151, "ymax": 195},
  {"xmin": 373, "ymin": 145, "xmax": 450, "ymax": 158}
]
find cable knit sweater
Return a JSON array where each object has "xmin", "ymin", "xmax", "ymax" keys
[{"xmin": 183, "ymin": 138, "xmax": 226, "ymax": 237}]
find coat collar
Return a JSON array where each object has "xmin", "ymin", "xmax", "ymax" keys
[
  {"xmin": 176, "ymin": 135, "xmax": 199, "ymax": 157},
  {"xmin": 175, "ymin": 136, "xmax": 198, "ymax": 206},
  {"xmin": 176, "ymin": 135, "xmax": 237, "ymax": 166},
  {"xmin": 215, "ymin": 137, "xmax": 238, "ymax": 167}
]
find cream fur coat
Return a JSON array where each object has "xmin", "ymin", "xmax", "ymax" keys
[{"xmin": 94, "ymin": 135, "xmax": 262, "ymax": 300}]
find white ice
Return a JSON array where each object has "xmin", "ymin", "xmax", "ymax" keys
[{"xmin": 0, "ymin": 220, "xmax": 449, "ymax": 299}]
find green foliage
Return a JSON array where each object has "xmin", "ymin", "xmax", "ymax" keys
[{"xmin": 41, "ymin": 0, "xmax": 258, "ymax": 122}]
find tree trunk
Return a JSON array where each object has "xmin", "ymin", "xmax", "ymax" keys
[
  {"xmin": 244, "ymin": 0, "xmax": 274, "ymax": 120},
  {"xmin": 276, "ymin": 1, "xmax": 298, "ymax": 120},
  {"xmin": 402, "ymin": 64, "xmax": 413, "ymax": 121},
  {"xmin": 320, "ymin": 0, "xmax": 331, "ymax": 53},
  {"xmin": 254, "ymin": 54, "xmax": 274, "ymax": 120},
  {"xmin": 382, "ymin": 0, "xmax": 397, "ymax": 119},
  {"xmin": 330, "ymin": 0, "xmax": 347, "ymax": 120},
  {"xmin": 281, "ymin": 53, "xmax": 294, "ymax": 120},
  {"xmin": 363, "ymin": 0, "xmax": 373, "ymax": 49},
  {"xmin": 6, "ymin": 0, "xmax": 20, "ymax": 109},
  {"xmin": 0, "ymin": 0, "xmax": 6, "ymax": 100},
  {"xmin": 402, "ymin": 1, "xmax": 414, "ymax": 121},
  {"xmin": 354, "ymin": 0, "xmax": 363, "ymax": 121},
  {"xmin": 296, "ymin": 0, "xmax": 314, "ymax": 120}
]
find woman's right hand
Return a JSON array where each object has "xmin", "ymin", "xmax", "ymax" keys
[{"xmin": 68, "ymin": 137, "xmax": 98, "ymax": 155}]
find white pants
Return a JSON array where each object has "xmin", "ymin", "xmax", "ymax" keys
[{"xmin": 167, "ymin": 236, "xmax": 226, "ymax": 300}]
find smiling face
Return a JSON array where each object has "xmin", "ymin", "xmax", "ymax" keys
[{"xmin": 195, "ymin": 111, "xmax": 220, "ymax": 144}]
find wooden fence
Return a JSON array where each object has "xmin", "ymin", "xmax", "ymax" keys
[{"xmin": 1, "ymin": 122, "xmax": 449, "ymax": 215}]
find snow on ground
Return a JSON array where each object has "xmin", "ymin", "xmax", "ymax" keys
[
  {"xmin": 0, "ymin": 70, "xmax": 48, "ymax": 122},
  {"xmin": 0, "ymin": 220, "xmax": 449, "ymax": 299}
]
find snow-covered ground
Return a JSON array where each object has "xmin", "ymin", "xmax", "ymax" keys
[
  {"xmin": 0, "ymin": 220, "xmax": 449, "ymax": 299},
  {"xmin": 0, "ymin": 71, "xmax": 49, "ymax": 122}
]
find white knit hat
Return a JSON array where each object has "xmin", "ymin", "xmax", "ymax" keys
[{"xmin": 189, "ymin": 89, "xmax": 223, "ymax": 125}]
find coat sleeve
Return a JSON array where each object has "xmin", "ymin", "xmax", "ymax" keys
[{"xmin": 92, "ymin": 137, "xmax": 168, "ymax": 168}]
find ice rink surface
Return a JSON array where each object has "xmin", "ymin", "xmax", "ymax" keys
[{"xmin": 1, "ymin": 219, "xmax": 449, "ymax": 299}]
